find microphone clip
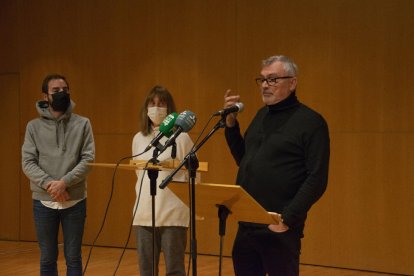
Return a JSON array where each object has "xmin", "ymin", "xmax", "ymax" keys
[
  {"xmin": 150, "ymin": 148, "xmax": 161, "ymax": 164},
  {"xmin": 171, "ymin": 142, "xmax": 177, "ymax": 160}
]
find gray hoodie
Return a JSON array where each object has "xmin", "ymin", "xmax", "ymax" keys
[{"xmin": 22, "ymin": 100, "xmax": 95, "ymax": 201}]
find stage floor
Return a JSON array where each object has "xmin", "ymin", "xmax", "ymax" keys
[{"xmin": 0, "ymin": 241, "xmax": 397, "ymax": 275}]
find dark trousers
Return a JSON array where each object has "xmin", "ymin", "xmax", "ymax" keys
[
  {"xmin": 232, "ymin": 223, "xmax": 301, "ymax": 276},
  {"xmin": 134, "ymin": 226, "xmax": 187, "ymax": 276},
  {"xmin": 33, "ymin": 199, "xmax": 86, "ymax": 276}
]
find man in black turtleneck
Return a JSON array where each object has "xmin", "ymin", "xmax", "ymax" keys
[{"xmin": 224, "ymin": 55, "xmax": 330, "ymax": 276}]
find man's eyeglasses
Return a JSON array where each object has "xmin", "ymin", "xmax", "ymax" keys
[{"xmin": 255, "ymin": 76, "xmax": 293, "ymax": 86}]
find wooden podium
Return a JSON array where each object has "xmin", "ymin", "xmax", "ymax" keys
[
  {"xmin": 88, "ymin": 159, "xmax": 208, "ymax": 172},
  {"xmin": 88, "ymin": 159, "xmax": 208, "ymax": 276},
  {"xmin": 168, "ymin": 181, "xmax": 280, "ymax": 275},
  {"xmin": 168, "ymin": 181, "xmax": 280, "ymax": 225}
]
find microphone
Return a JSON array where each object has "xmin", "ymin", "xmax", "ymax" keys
[
  {"xmin": 144, "ymin": 112, "xmax": 178, "ymax": 152},
  {"xmin": 158, "ymin": 110, "xmax": 197, "ymax": 154},
  {"xmin": 213, "ymin": 102, "xmax": 244, "ymax": 116}
]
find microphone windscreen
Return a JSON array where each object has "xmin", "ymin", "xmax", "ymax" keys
[
  {"xmin": 159, "ymin": 112, "xmax": 178, "ymax": 137},
  {"xmin": 235, "ymin": 102, "xmax": 244, "ymax": 113},
  {"xmin": 175, "ymin": 110, "xmax": 197, "ymax": 132}
]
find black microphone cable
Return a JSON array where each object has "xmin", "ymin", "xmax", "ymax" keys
[
  {"xmin": 82, "ymin": 150, "xmax": 147, "ymax": 275},
  {"xmin": 111, "ymin": 159, "xmax": 151, "ymax": 276},
  {"xmin": 113, "ymin": 143, "xmax": 185, "ymax": 275},
  {"xmin": 184, "ymin": 113, "xmax": 217, "ymax": 276},
  {"xmin": 190, "ymin": 114, "xmax": 216, "ymax": 152}
]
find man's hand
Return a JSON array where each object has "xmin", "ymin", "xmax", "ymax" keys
[
  {"xmin": 46, "ymin": 180, "xmax": 69, "ymax": 202},
  {"xmin": 224, "ymin": 89, "xmax": 241, "ymax": 128},
  {"xmin": 268, "ymin": 212, "xmax": 289, "ymax": 233},
  {"xmin": 53, "ymin": 191, "xmax": 70, "ymax": 202}
]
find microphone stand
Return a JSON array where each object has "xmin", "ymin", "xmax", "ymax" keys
[
  {"xmin": 216, "ymin": 204, "xmax": 230, "ymax": 276},
  {"xmin": 185, "ymin": 152, "xmax": 199, "ymax": 276},
  {"xmin": 145, "ymin": 142, "xmax": 177, "ymax": 276},
  {"xmin": 146, "ymin": 148, "xmax": 161, "ymax": 276},
  {"xmin": 159, "ymin": 116, "xmax": 226, "ymax": 276}
]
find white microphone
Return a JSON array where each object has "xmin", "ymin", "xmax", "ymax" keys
[{"xmin": 213, "ymin": 102, "xmax": 244, "ymax": 116}]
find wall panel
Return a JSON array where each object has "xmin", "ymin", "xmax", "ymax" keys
[
  {"xmin": 302, "ymin": 133, "xmax": 414, "ymax": 275},
  {"xmin": 0, "ymin": 74, "xmax": 20, "ymax": 240},
  {"xmin": 1, "ymin": 0, "xmax": 413, "ymax": 274}
]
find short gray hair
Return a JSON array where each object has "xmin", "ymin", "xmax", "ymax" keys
[{"xmin": 262, "ymin": 55, "xmax": 298, "ymax": 76}]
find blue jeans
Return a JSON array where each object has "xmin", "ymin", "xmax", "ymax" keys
[{"xmin": 33, "ymin": 199, "xmax": 86, "ymax": 276}]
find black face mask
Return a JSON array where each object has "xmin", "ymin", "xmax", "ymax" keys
[{"xmin": 50, "ymin": 91, "xmax": 70, "ymax": 112}]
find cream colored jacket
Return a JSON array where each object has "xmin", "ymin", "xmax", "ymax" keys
[{"xmin": 132, "ymin": 129, "xmax": 196, "ymax": 227}]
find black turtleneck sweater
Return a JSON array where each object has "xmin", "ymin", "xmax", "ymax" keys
[{"xmin": 225, "ymin": 93, "xmax": 330, "ymax": 232}]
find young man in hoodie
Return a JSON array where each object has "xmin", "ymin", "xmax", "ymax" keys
[{"xmin": 22, "ymin": 74, "xmax": 95, "ymax": 276}]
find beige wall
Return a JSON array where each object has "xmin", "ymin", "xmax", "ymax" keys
[
  {"xmin": 1, "ymin": 0, "xmax": 413, "ymax": 274},
  {"xmin": 0, "ymin": 74, "xmax": 20, "ymax": 241}
]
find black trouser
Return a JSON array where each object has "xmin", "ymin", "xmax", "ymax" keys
[{"xmin": 232, "ymin": 222, "xmax": 301, "ymax": 276}]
